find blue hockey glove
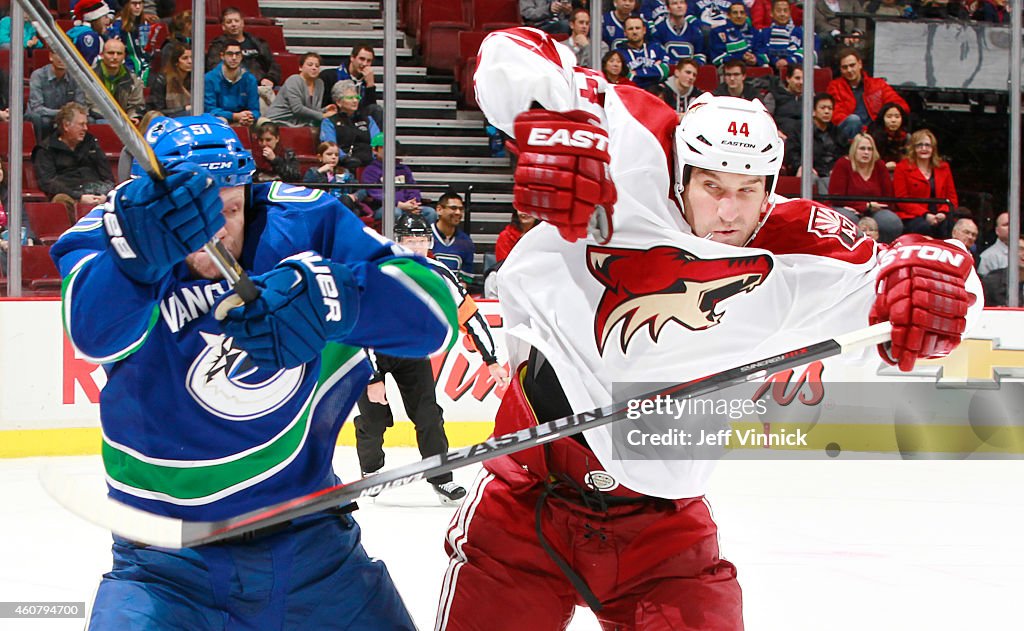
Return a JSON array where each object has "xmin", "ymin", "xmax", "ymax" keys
[
  {"xmin": 216, "ymin": 252, "xmax": 359, "ymax": 371},
  {"xmin": 104, "ymin": 162, "xmax": 224, "ymax": 284}
]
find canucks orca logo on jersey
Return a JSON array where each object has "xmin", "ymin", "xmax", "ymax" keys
[{"xmin": 186, "ymin": 332, "xmax": 306, "ymax": 421}]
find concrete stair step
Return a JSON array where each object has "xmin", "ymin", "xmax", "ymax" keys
[
  {"xmin": 398, "ymin": 118, "xmax": 484, "ymax": 130},
  {"xmin": 403, "ymin": 156, "xmax": 509, "ymax": 168},
  {"xmin": 262, "ymin": 0, "xmax": 381, "ymax": 18},
  {"xmin": 414, "ymin": 172, "xmax": 513, "ymax": 184},
  {"xmin": 276, "ymin": 17, "xmax": 383, "ymax": 30}
]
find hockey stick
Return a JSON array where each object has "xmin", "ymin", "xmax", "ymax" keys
[
  {"xmin": 41, "ymin": 322, "xmax": 892, "ymax": 548},
  {"xmin": 15, "ymin": 0, "xmax": 259, "ymax": 302}
]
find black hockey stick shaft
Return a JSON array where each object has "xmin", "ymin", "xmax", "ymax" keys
[
  {"xmin": 180, "ymin": 323, "xmax": 892, "ymax": 547},
  {"xmin": 15, "ymin": 0, "xmax": 259, "ymax": 302}
]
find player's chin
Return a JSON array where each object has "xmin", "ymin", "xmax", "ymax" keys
[{"xmin": 185, "ymin": 251, "xmax": 225, "ymax": 281}]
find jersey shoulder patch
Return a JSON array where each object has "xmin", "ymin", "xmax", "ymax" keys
[{"xmin": 751, "ymin": 199, "xmax": 876, "ymax": 265}]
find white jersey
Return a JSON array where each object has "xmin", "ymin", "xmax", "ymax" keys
[{"xmin": 476, "ymin": 28, "xmax": 984, "ymax": 499}]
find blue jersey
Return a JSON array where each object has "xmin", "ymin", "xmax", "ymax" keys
[
  {"xmin": 431, "ymin": 223, "xmax": 476, "ymax": 282},
  {"xmin": 753, "ymin": 23, "xmax": 808, "ymax": 67},
  {"xmin": 709, "ymin": 22, "xmax": 766, "ymax": 66},
  {"xmin": 601, "ymin": 11, "xmax": 631, "ymax": 49},
  {"xmin": 52, "ymin": 181, "xmax": 457, "ymax": 522},
  {"xmin": 650, "ymin": 15, "xmax": 707, "ymax": 65},
  {"xmin": 640, "ymin": 0, "xmax": 669, "ymax": 26},
  {"xmin": 689, "ymin": 0, "xmax": 734, "ymax": 30},
  {"xmin": 617, "ymin": 43, "xmax": 671, "ymax": 89},
  {"xmin": 68, "ymin": 24, "xmax": 104, "ymax": 66}
]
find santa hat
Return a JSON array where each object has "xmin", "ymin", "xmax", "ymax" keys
[{"xmin": 74, "ymin": 0, "xmax": 112, "ymax": 24}]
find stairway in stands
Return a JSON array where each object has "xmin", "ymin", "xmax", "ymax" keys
[{"xmin": 260, "ymin": 0, "xmax": 513, "ymax": 272}]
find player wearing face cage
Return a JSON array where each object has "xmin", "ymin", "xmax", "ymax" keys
[
  {"xmin": 356, "ymin": 213, "xmax": 508, "ymax": 505},
  {"xmin": 50, "ymin": 115, "xmax": 457, "ymax": 630},
  {"xmin": 434, "ymin": 28, "xmax": 983, "ymax": 630}
]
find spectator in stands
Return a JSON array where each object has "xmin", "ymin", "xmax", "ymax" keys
[
  {"xmin": 496, "ymin": 210, "xmax": 539, "ymax": 262},
  {"xmin": 28, "ymin": 51, "xmax": 88, "ymax": 142},
  {"xmin": 303, "ymin": 141, "xmax": 368, "ymax": 212},
  {"xmin": 204, "ymin": 41, "xmax": 260, "ymax": 127},
  {"xmin": 978, "ymin": 212, "xmax": 1009, "ymax": 276},
  {"xmin": 710, "ymin": 2, "xmax": 766, "ymax": 67},
  {"xmin": 784, "ymin": 92, "xmax": 847, "ymax": 193},
  {"xmin": 254, "ymin": 122, "xmax": 301, "ymax": 183},
  {"xmin": 566, "ymin": 9, "xmax": 609, "ymax": 68},
  {"xmin": 147, "ymin": 45, "xmax": 191, "ymax": 118},
  {"xmin": 521, "ymin": 0, "xmax": 573, "ymax": 33},
  {"xmin": 827, "ymin": 132, "xmax": 901, "ymax": 242},
  {"xmin": 661, "ymin": 58, "xmax": 704, "ymax": 115},
  {"xmin": 865, "ymin": 0, "xmax": 908, "ymax": 17},
  {"xmin": 90, "ymin": 38, "xmax": 145, "ymax": 125},
  {"xmin": 264, "ymin": 52, "xmax": 337, "ymax": 128},
  {"xmin": 320, "ymin": 80, "xmax": 380, "ymax": 171},
  {"xmin": 639, "ymin": 0, "xmax": 669, "ymax": 24},
  {"xmin": 361, "ymin": 133, "xmax": 434, "ymax": 222},
  {"xmin": 431, "ymin": 191, "xmax": 476, "ymax": 282},
  {"xmin": 866, "ymin": 101, "xmax": 908, "ymax": 171},
  {"xmin": 143, "ymin": 0, "xmax": 174, "ymax": 20},
  {"xmin": 827, "ymin": 48, "xmax": 909, "ymax": 141},
  {"xmin": 107, "ymin": 0, "xmax": 164, "ymax": 84},
  {"xmin": 68, "ymin": 0, "xmax": 114, "ymax": 66},
  {"xmin": 691, "ymin": 0, "xmax": 735, "ymax": 30},
  {"xmin": 320, "ymin": 44, "xmax": 383, "ymax": 127},
  {"xmin": 160, "ymin": 10, "xmax": 192, "ymax": 60},
  {"xmin": 602, "ymin": 0, "xmax": 637, "ymax": 49},
  {"xmin": 917, "ymin": 0, "xmax": 968, "ymax": 19},
  {"xmin": 601, "ymin": 50, "xmax": 637, "ymax": 86},
  {"xmin": 32, "ymin": 102, "xmax": 115, "ymax": 224},
  {"xmin": 750, "ymin": 0, "xmax": 806, "ymax": 27},
  {"xmin": 0, "ymin": 12, "xmax": 43, "ymax": 49},
  {"xmin": 892, "ymin": 129, "xmax": 958, "ymax": 236},
  {"xmin": 617, "ymin": 16, "xmax": 671, "ymax": 91},
  {"xmin": 650, "ymin": 0, "xmax": 707, "ymax": 66},
  {"xmin": 814, "ymin": 0, "xmax": 866, "ymax": 68},
  {"xmin": 858, "ymin": 216, "xmax": 879, "ymax": 240},
  {"xmin": 951, "ymin": 217, "xmax": 979, "ymax": 252},
  {"xmin": 206, "ymin": 7, "xmax": 282, "ymax": 88},
  {"xmin": 973, "ymin": 0, "xmax": 1008, "ymax": 22},
  {"xmin": 754, "ymin": 0, "xmax": 808, "ymax": 76},
  {"xmin": 714, "ymin": 59, "xmax": 762, "ymax": 100},
  {"xmin": 770, "ymin": 65, "xmax": 803, "ymax": 137},
  {"xmin": 981, "ymin": 237, "xmax": 1024, "ymax": 307}
]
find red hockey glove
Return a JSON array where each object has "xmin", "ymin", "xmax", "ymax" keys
[
  {"xmin": 869, "ymin": 235, "xmax": 975, "ymax": 372},
  {"xmin": 511, "ymin": 109, "xmax": 616, "ymax": 242}
]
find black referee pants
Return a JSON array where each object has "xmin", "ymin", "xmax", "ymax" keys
[{"xmin": 354, "ymin": 355, "xmax": 453, "ymax": 485}]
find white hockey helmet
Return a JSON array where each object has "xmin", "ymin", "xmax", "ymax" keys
[{"xmin": 673, "ymin": 93, "xmax": 784, "ymax": 202}]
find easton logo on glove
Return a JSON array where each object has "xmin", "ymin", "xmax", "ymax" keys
[
  {"xmin": 525, "ymin": 127, "xmax": 609, "ymax": 152},
  {"xmin": 878, "ymin": 243, "xmax": 968, "ymax": 269},
  {"xmin": 284, "ymin": 252, "xmax": 343, "ymax": 322}
]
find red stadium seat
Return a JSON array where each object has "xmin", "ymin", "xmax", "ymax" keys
[
  {"xmin": 695, "ymin": 64, "xmax": 719, "ymax": 93},
  {"xmin": 745, "ymin": 66, "xmax": 773, "ymax": 80},
  {"xmin": 470, "ymin": 0, "xmax": 519, "ymax": 30},
  {"xmin": 21, "ymin": 167, "xmax": 47, "ymax": 202},
  {"xmin": 419, "ymin": 0, "xmax": 470, "ymax": 72},
  {"xmin": 230, "ymin": 0, "xmax": 277, "ymax": 25},
  {"xmin": 246, "ymin": 25, "xmax": 287, "ymax": 53},
  {"xmin": 232, "ymin": 126, "xmax": 253, "ymax": 150},
  {"xmin": 276, "ymin": 126, "xmax": 318, "ymax": 158},
  {"xmin": 0, "ymin": 122, "xmax": 37, "ymax": 161},
  {"xmin": 814, "ymin": 67, "xmax": 834, "ymax": 91},
  {"xmin": 456, "ymin": 32, "xmax": 486, "ymax": 108},
  {"xmin": 25, "ymin": 203, "xmax": 73, "ymax": 245},
  {"xmin": 88, "ymin": 124, "xmax": 125, "ymax": 161},
  {"xmin": 275, "ymin": 52, "xmax": 300, "ymax": 79},
  {"xmin": 775, "ymin": 175, "xmax": 803, "ymax": 197},
  {"xmin": 21, "ymin": 245, "xmax": 62, "ymax": 295}
]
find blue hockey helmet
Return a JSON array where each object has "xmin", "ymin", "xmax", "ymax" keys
[{"xmin": 132, "ymin": 115, "xmax": 255, "ymax": 188}]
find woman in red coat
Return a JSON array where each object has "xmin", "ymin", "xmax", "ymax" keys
[
  {"xmin": 495, "ymin": 210, "xmax": 539, "ymax": 262},
  {"xmin": 827, "ymin": 132, "xmax": 901, "ymax": 242},
  {"xmin": 892, "ymin": 129, "xmax": 958, "ymax": 236}
]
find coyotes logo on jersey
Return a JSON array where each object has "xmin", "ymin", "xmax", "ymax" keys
[
  {"xmin": 586, "ymin": 245, "xmax": 774, "ymax": 354},
  {"xmin": 807, "ymin": 206, "xmax": 866, "ymax": 251}
]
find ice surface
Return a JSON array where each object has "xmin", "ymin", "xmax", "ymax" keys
[{"xmin": 1, "ymin": 448, "xmax": 1022, "ymax": 630}]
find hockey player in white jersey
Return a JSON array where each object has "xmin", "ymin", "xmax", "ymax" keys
[{"xmin": 435, "ymin": 28, "xmax": 981, "ymax": 630}]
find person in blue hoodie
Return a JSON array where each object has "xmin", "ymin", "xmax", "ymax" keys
[{"xmin": 203, "ymin": 41, "xmax": 260, "ymax": 127}]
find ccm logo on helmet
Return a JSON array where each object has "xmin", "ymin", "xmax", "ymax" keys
[
  {"xmin": 204, "ymin": 161, "xmax": 233, "ymax": 170},
  {"xmin": 880, "ymin": 244, "xmax": 966, "ymax": 268},
  {"xmin": 526, "ymin": 127, "xmax": 609, "ymax": 152}
]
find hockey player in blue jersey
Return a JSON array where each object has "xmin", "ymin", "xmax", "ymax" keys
[{"xmin": 50, "ymin": 115, "xmax": 457, "ymax": 629}]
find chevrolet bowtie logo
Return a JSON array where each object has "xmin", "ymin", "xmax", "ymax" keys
[{"xmin": 915, "ymin": 338, "xmax": 1024, "ymax": 384}]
